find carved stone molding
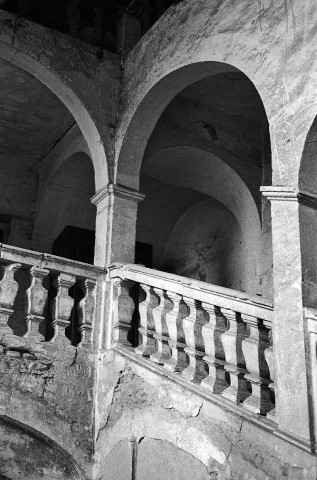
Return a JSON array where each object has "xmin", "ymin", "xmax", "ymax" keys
[
  {"xmin": 91, "ymin": 183, "xmax": 145, "ymax": 206},
  {"xmin": 261, "ymin": 186, "xmax": 317, "ymax": 209}
]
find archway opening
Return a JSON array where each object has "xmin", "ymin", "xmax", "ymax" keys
[
  {"xmin": 298, "ymin": 117, "xmax": 317, "ymax": 307},
  {"xmin": 32, "ymin": 152, "xmax": 96, "ymax": 263},
  {"xmin": 133, "ymin": 66, "xmax": 272, "ymax": 297},
  {"xmin": 0, "ymin": 55, "xmax": 97, "ymax": 264},
  {"xmin": 0, "ymin": 416, "xmax": 83, "ymax": 479}
]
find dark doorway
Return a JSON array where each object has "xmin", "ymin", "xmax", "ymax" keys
[
  {"xmin": 52, "ymin": 225, "xmax": 95, "ymax": 264},
  {"xmin": 135, "ymin": 241, "xmax": 153, "ymax": 268}
]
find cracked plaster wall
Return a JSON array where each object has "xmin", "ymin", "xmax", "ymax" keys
[
  {"xmin": 0, "ymin": 334, "xmax": 96, "ymax": 478},
  {"xmin": 94, "ymin": 353, "xmax": 316, "ymax": 480},
  {"xmin": 1, "ymin": 1, "xmax": 317, "ymax": 478},
  {"xmin": 0, "ymin": 417, "xmax": 80, "ymax": 480}
]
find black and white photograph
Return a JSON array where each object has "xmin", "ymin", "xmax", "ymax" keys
[{"xmin": 0, "ymin": 1, "xmax": 315, "ymax": 479}]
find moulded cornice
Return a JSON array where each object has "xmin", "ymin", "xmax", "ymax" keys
[
  {"xmin": 261, "ymin": 186, "xmax": 317, "ymax": 209},
  {"xmin": 91, "ymin": 183, "xmax": 145, "ymax": 205},
  {"xmin": 260, "ymin": 186, "xmax": 298, "ymax": 201}
]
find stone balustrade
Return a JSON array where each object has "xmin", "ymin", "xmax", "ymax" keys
[
  {"xmin": 0, "ymin": 244, "xmax": 105, "ymax": 347},
  {"xmin": 109, "ymin": 263, "xmax": 275, "ymax": 417}
]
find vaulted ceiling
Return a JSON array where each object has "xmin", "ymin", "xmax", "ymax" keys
[{"xmin": 0, "ymin": 57, "xmax": 73, "ymax": 166}]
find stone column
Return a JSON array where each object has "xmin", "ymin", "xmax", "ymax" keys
[
  {"xmin": 91, "ymin": 183, "xmax": 145, "ymax": 267},
  {"xmin": 261, "ymin": 186, "xmax": 313, "ymax": 449}
]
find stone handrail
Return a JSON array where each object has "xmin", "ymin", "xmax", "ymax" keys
[
  {"xmin": 109, "ymin": 263, "xmax": 275, "ymax": 417},
  {"xmin": 0, "ymin": 244, "xmax": 105, "ymax": 347}
]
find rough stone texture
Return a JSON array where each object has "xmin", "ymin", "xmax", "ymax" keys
[
  {"xmin": 116, "ymin": 0, "xmax": 317, "ymax": 190},
  {"xmin": 1, "ymin": 1, "xmax": 317, "ymax": 478},
  {"xmin": 94, "ymin": 353, "xmax": 317, "ymax": 479},
  {"xmin": 158, "ymin": 381, "xmax": 202, "ymax": 418},
  {"xmin": 0, "ymin": 334, "xmax": 96, "ymax": 478},
  {"xmin": 110, "ymin": 0, "xmax": 317, "ymax": 456},
  {"xmin": 0, "ymin": 417, "xmax": 80, "ymax": 479},
  {"xmin": 267, "ymin": 193, "xmax": 311, "ymax": 445}
]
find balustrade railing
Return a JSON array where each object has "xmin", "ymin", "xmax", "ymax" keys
[
  {"xmin": 110, "ymin": 263, "xmax": 275, "ymax": 417},
  {"xmin": 0, "ymin": 244, "xmax": 105, "ymax": 348}
]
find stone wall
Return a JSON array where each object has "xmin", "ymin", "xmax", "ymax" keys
[
  {"xmin": 0, "ymin": 12, "xmax": 119, "ymax": 261},
  {"xmin": 115, "ymin": 38, "xmax": 273, "ymax": 296},
  {"xmin": 94, "ymin": 351, "xmax": 317, "ymax": 480},
  {"xmin": 116, "ymin": 0, "xmax": 317, "ymax": 189},
  {"xmin": 0, "ymin": 334, "xmax": 96, "ymax": 478},
  {"xmin": 137, "ymin": 180, "xmax": 251, "ymax": 292},
  {"xmin": 161, "ymin": 199, "xmax": 246, "ymax": 290},
  {"xmin": 0, "ymin": 8, "xmax": 119, "ymax": 188},
  {"xmin": 0, "ymin": 417, "xmax": 80, "ymax": 480}
]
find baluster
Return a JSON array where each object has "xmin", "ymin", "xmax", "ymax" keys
[
  {"xmin": 182, "ymin": 297, "xmax": 207, "ymax": 382},
  {"xmin": 135, "ymin": 284, "xmax": 158, "ymax": 357},
  {"xmin": 50, "ymin": 273, "xmax": 76, "ymax": 344},
  {"xmin": 150, "ymin": 288, "xmax": 172, "ymax": 364},
  {"xmin": 264, "ymin": 328, "xmax": 276, "ymax": 420},
  {"xmin": 24, "ymin": 266, "xmax": 49, "ymax": 340},
  {"xmin": 112, "ymin": 278, "xmax": 135, "ymax": 347},
  {"xmin": 201, "ymin": 304, "xmax": 228, "ymax": 393},
  {"xmin": 241, "ymin": 314, "xmax": 273, "ymax": 415},
  {"xmin": 0, "ymin": 262, "xmax": 21, "ymax": 334},
  {"xmin": 221, "ymin": 308, "xmax": 248, "ymax": 404},
  {"xmin": 77, "ymin": 279, "xmax": 96, "ymax": 348},
  {"xmin": 164, "ymin": 292, "xmax": 188, "ymax": 372}
]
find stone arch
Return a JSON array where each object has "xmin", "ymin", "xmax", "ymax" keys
[
  {"xmin": 143, "ymin": 146, "xmax": 261, "ymax": 234},
  {"xmin": 0, "ymin": 415, "xmax": 85, "ymax": 479},
  {"xmin": 96, "ymin": 409, "xmax": 226, "ymax": 475},
  {"xmin": 0, "ymin": 40, "xmax": 108, "ymax": 192},
  {"xmin": 116, "ymin": 62, "xmax": 251, "ymax": 189},
  {"xmin": 299, "ymin": 116, "xmax": 317, "ymax": 196},
  {"xmin": 116, "ymin": 0, "xmax": 317, "ymax": 189},
  {"xmin": 35, "ymin": 124, "xmax": 91, "ymax": 215},
  {"xmin": 32, "ymin": 151, "xmax": 96, "ymax": 256},
  {"xmin": 138, "ymin": 145, "xmax": 262, "ymax": 294},
  {"xmin": 45, "ymin": 126, "xmax": 91, "ymax": 191},
  {"xmin": 103, "ymin": 437, "xmax": 216, "ymax": 480},
  {"xmin": 297, "ymin": 117, "xmax": 317, "ymax": 308}
]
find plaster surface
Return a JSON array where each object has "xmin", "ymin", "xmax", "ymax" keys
[
  {"xmin": 0, "ymin": 334, "xmax": 96, "ymax": 478},
  {"xmin": 94, "ymin": 351, "xmax": 317, "ymax": 480},
  {"xmin": 116, "ymin": 0, "xmax": 317, "ymax": 190}
]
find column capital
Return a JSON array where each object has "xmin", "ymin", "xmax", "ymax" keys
[
  {"xmin": 260, "ymin": 186, "xmax": 298, "ymax": 201},
  {"xmin": 91, "ymin": 183, "xmax": 145, "ymax": 206},
  {"xmin": 261, "ymin": 186, "xmax": 317, "ymax": 209}
]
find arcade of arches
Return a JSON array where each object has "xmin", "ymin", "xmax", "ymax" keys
[{"xmin": 0, "ymin": 2, "xmax": 317, "ymax": 479}]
